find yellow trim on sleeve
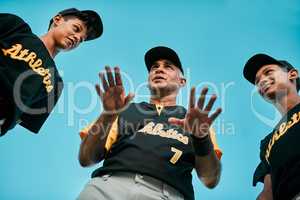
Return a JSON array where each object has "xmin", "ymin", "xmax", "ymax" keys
[
  {"xmin": 104, "ymin": 117, "xmax": 119, "ymax": 152},
  {"xmin": 79, "ymin": 117, "xmax": 119, "ymax": 153},
  {"xmin": 209, "ymin": 127, "xmax": 223, "ymax": 159},
  {"xmin": 79, "ymin": 121, "xmax": 95, "ymax": 140}
]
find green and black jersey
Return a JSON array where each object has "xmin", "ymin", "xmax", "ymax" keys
[
  {"xmin": 81, "ymin": 102, "xmax": 222, "ymax": 200},
  {"xmin": 253, "ymin": 103, "xmax": 300, "ymax": 200},
  {"xmin": 0, "ymin": 13, "xmax": 63, "ymax": 135}
]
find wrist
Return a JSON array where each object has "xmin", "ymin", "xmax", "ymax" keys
[
  {"xmin": 191, "ymin": 134, "xmax": 213, "ymax": 156},
  {"xmin": 193, "ymin": 131, "xmax": 209, "ymax": 139},
  {"xmin": 100, "ymin": 112, "xmax": 118, "ymax": 120}
]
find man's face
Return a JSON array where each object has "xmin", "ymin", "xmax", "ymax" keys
[
  {"xmin": 148, "ymin": 59, "xmax": 185, "ymax": 94},
  {"xmin": 255, "ymin": 64, "xmax": 296, "ymax": 100},
  {"xmin": 51, "ymin": 15, "xmax": 88, "ymax": 51}
]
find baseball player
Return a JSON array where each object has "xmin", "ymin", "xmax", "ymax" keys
[
  {"xmin": 78, "ymin": 46, "xmax": 223, "ymax": 200},
  {"xmin": 243, "ymin": 54, "xmax": 300, "ymax": 200},
  {"xmin": 0, "ymin": 8, "xmax": 103, "ymax": 136}
]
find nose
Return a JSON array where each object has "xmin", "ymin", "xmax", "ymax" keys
[
  {"xmin": 73, "ymin": 34, "xmax": 83, "ymax": 45},
  {"xmin": 153, "ymin": 66, "xmax": 165, "ymax": 74},
  {"xmin": 258, "ymin": 78, "xmax": 265, "ymax": 87},
  {"xmin": 257, "ymin": 76, "xmax": 269, "ymax": 90}
]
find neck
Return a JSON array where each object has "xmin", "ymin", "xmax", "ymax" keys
[
  {"xmin": 150, "ymin": 92, "xmax": 177, "ymax": 106},
  {"xmin": 273, "ymin": 92, "xmax": 300, "ymax": 115},
  {"xmin": 40, "ymin": 33, "xmax": 59, "ymax": 58}
]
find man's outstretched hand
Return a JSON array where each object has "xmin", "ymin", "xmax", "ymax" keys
[
  {"xmin": 169, "ymin": 87, "xmax": 222, "ymax": 138},
  {"xmin": 95, "ymin": 66, "xmax": 134, "ymax": 115}
]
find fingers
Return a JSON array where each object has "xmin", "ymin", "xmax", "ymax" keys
[
  {"xmin": 95, "ymin": 84, "xmax": 103, "ymax": 101},
  {"xmin": 124, "ymin": 92, "xmax": 135, "ymax": 105},
  {"xmin": 204, "ymin": 94, "xmax": 217, "ymax": 112},
  {"xmin": 196, "ymin": 87, "xmax": 217, "ymax": 112},
  {"xmin": 189, "ymin": 87, "xmax": 196, "ymax": 110},
  {"xmin": 209, "ymin": 108, "xmax": 222, "ymax": 123},
  {"xmin": 99, "ymin": 72, "xmax": 109, "ymax": 91},
  {"xmin": 99, "ymin": 66, "xmax": 123, "ymax": 91},
  {"xmin": 105, "ymin": 66, "xmax": 115, "ymax": 87},
  {"xmin": 168, "ymin": 117, "xmax": 184, "ymax": 127},
  {"xmin": 114, "ymin": 66, "xmax": 123, "ymax": 86},
  {"xmin": 197, "ymin": 87, "xmax": 208, "ymax": 110}
]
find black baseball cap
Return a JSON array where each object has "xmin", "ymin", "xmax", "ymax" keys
[
  {"xmin": 49, "ymin": 8, "xmax": 103, "ymax": 41},
  {"xmin": 144, "ymin": 46, "xmax": 184, "ymax": 74},
  {"xmin": 243, "ymin": 53, "xmax": 300, "ymax": 90}
]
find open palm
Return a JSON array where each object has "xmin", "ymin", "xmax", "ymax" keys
[
  {"xmin": 95, "ymin": 66, "xmax": 134, "ymax": 114},
  {"xmin": 169, "ymin": 87, "xmax": 222, "ymax": 138}
]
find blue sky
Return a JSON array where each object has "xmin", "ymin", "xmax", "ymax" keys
[{"xmin": 1, "ymin": 0, "xmax": 300, "ymax": 199}]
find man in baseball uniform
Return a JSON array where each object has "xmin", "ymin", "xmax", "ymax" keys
[{"xmin": 78, "ymin": 46, "xmax": 223, "ymax": 200}]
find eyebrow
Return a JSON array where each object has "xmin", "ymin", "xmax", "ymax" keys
[
  {"xmin": 255, "ymin": 66, "xmax": 274, "ymax": 84},
  {"xmin": 152, "ymin": 60, "xmax": 175, "ymax": 66},
  {"xmin": 75, "ymin": 23, "xmax": 83, "ymax": 31}
]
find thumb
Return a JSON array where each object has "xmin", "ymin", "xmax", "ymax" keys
[
  {"xmin": 124, "ymin": 93, "xmax": 135, "ymax": 105},
  {"xmin": 168, "ymin": 117, "xmax": 184, "ymax": 127}
]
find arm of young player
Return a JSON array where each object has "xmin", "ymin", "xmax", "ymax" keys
[
  {"xmin": 79, "ymin": 66, "xmax": 134, "ymax": 167},
  {"xmin": 256, "ymin": 174, "xmax": 273, "ymax": 200},
  {"xmin": 169, "ymin": 87, "xmax": 222, "ymax": 188}
]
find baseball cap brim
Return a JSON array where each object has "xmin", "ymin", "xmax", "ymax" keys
[
  {"xmin": 49, "ymin": 8, "xmax": 103, "ymax": 41},
  {"xmin": 80, "ymin": 10, "xmax": 103, "ymax": 41},
  {"xmin": 144, "ymin": 46, "xmax": 184, "ymax": 74},
  {"xmin": 243, "ymin": 53, "xmax": 282, "ymax": 84}
]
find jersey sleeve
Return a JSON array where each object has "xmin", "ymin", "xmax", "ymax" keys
[
  {"xmin": 79, "ymin": 117, "xmax": 119, "ymax": 153},
  {"xmin": 253, "ymin": 137, "xmax": 271, "ymax": 186},
  {"xmin": 19, "ymin": 81, "xmax": 63, "ymax": 133},
  {"xmin": 0, "ymin": 13, "xmax": 30, "ymax": 40},
  {"xmin": 209, "ymin": 127, "xmax": 223, "ymax": 160}
]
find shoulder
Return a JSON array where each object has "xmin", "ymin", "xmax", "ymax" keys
[
  {"xmin": 0, "ymin": 13, "xmax": 31, "ymax": 31},
  {"xmin": 259, "ymin": 133, "xmax": 273, "ymax": 151},
  {"xmin": 1, "ymin": 13, "xmax": 24, "ymax": 22},
  {"xmin": 0, "ymin": 13, "xmax": 32, "ymax": 40}
]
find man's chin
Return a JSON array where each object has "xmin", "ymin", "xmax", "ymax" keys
[
  {"xmin": 261, "ymin": 90, "xmax": 277, "ymax": 102},
  {"xmin": 58, "ymin": 42, "xmax": 75, "ymax": 51},
  {"xmin": 150, "ymin": 83, "xmax": 168, "ymax": 89},
  {"xmin": 149, "ymin": 84, "xmax": 179, "ymax": 95}
]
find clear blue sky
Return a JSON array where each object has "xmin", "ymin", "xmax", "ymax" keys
[{"xmin": 1, "ymin": 0, "xmax": 300, "ymax": 199}]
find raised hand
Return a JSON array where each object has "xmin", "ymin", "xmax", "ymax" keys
[
  {"xmin": 95, "ymin": 66, "xmax": 134, "ymax": 114},
  {"xmin": 169, "ymin": 87, "xmax": 222, "ymax": 138}
]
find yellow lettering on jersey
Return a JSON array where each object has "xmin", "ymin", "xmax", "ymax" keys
[
  {"xmin": 2, "ymin": 44, "xmax": 22, "ymax": 58},
  {"xmin": 30, "ymin": 59, "xmax": 43, "ymax": 69},
  {"xmin": 23, "ymin": 52, "xmax": 37, "ymax": 63},
  {"xmin": 16, "ymin": 49, "xmax": 29, "ymax": 60},
  {"xmin": 138, "ymin": 122, "xmax": 189, "ymax": 145},
  {"xmin": 170, "ymin": 147, "xmax": 183, "ymax": 164},
  {"xmin": 1, "ymin": 43, "xmax": 54, "ymax": 93},
  {"xmin": 265, "ymin": 111, "xmax": 300, "ymax": 164}
]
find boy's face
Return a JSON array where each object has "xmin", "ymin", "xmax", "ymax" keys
[
  {"xmin": 51, "ymin": 15, "xmax": 88, "ymax": 51},
  {"xmin": 255, "ymin": 64, "xmax": 297, "ymax": 100},
  {"xmin": 148, "ymin": 59, "xmax": 186, "ymax": 94}
]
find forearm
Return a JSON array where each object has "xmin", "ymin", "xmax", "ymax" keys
[
  {"xmin": 257, "ymin": 175, "xmax": 273, "ymax": 200},
  {"xmin": 193, "ymin": 135, "xmax": 221, "ymax": 188},
  {"xmin": 79, "ymin": 113, "xmax": 117, "ymax": 167},
  {"xmin": 257, "ymin": 192, "xmax": 273, "ymax": 200}
]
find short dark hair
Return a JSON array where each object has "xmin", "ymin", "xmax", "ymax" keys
[
  {"xmin": 48, "ymin": 13, "xmax": 88, "ymax": 29},
  {"xmin": 48, "ymin": 8, "xmax": 103, "ymax": 41}
]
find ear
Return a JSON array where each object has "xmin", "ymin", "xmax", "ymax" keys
[
  {"xmin": 288, "ymin": 69, "xmax": 299, "ymax": 82},
  {"xmin": 179, "ymin": 77, "xmax": 186, "ymax": 87},
  {"xmin": 52, "ymin": 15, "xmax": 64, "ymax": 27}
]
